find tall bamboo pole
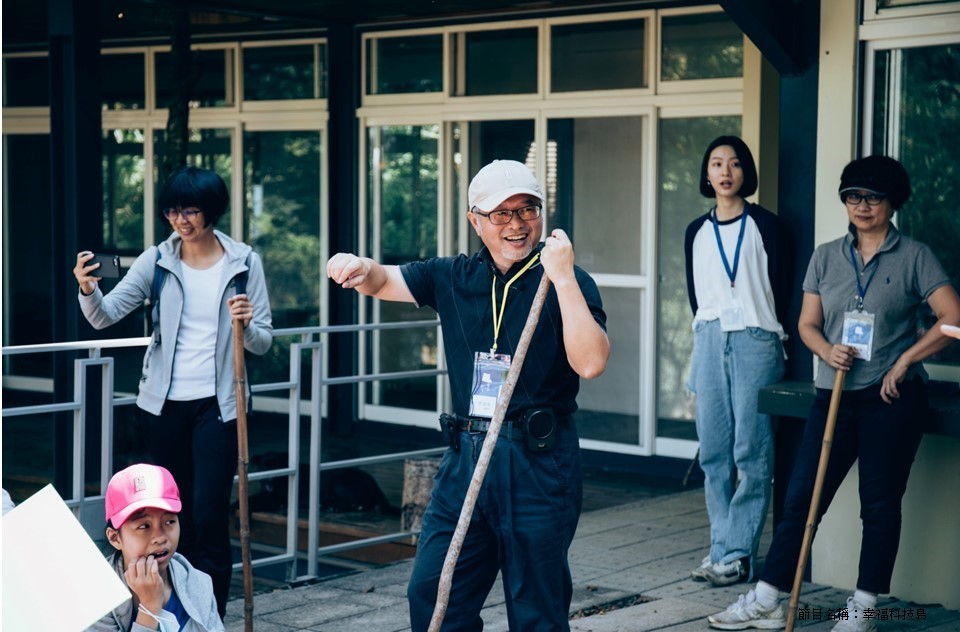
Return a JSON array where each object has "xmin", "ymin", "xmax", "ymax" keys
[
  {"xmin": 427, "ymin": 274, "xmax": 552, "ymax": 632},
  {"xmin": 233, "ymin": 319, "xmax": 255, "ymax": 632},
  {"xmin": 785, "ymin": 369, "xmax": 846, "ymax": 632}
]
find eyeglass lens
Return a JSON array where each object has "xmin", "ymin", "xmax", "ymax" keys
[
  {"xmin": 163, "ymin": 208, "xmax": 200, "ymax": 219},
  {"xmin": 486, "ymin": 206, "xmax": 541, "ymax": 224},
  {"xmin": 844, "ymin": 193, "xmax": 884, "ymax": 206}
]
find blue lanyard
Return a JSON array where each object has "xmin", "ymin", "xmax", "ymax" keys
[
  {"xmin": 848, "ymin": 242, "xmax": 880, "ymax": 312},
  {"xmin": 711, "ymin": 207, "xmax": 748, "ymax": 287}
]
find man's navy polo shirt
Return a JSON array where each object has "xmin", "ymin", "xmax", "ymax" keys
[{"xmin": 400, "ymin": 246, "xmax": 607, "ymax": 419}]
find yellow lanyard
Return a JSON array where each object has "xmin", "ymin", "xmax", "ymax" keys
[{"xmin": 490, "ymin": 253, "xmax": 540, "ymax": 353}]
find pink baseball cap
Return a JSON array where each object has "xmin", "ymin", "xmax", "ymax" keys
[
  {"xmin": 105, "ymin": 463, "xmax": 182, "ymax": 528},
  {"xmin": 468, "ymin": 160, "xmax": 543, "ymax": 212}
]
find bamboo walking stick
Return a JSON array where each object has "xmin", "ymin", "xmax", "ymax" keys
[
  {"xmin": 427, "ymin": 274, "xmax": 552, "ymax": 632},
  {"xmin": 785, "ymin": 368, "xmax": 846, "ymax": 632},
  {"xmin": 233, "ymin": 319, "xmax": 255, "ymax": 632}
]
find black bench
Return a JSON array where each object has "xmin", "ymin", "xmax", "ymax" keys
[
  {"xmin": 759, "ymin": 379, "xmax": 960, "ymax": 533},
  {"xmin": 758, "ymin": 379, "xmax": 960, "ymax": 438}
]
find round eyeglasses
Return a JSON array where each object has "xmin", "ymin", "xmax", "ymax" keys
[
  {"xmin": 842, "ymin": 192, "xmax": 886, "ymax": 206},
  {"xmin": 163, "ymin": 207, "xmax": 202, "ymax": 220},
  {"xmin": 473, "ymin": 205, "xmax": 542, "ymax": 225}
]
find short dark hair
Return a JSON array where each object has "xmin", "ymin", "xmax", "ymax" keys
[
  {"xmin": 157, "ymin": 166, "xmax": 229, "ymax": 228},
  {"xmin": 838, "ymin": 155, "xmax": 911, "ymax": 210},
  {"xmin": 699, "ymin": 135, "xmax": 758, "ymax": 199}
]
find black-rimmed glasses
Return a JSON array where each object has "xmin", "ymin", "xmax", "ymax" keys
[
  {"xmin": 842, "ymin": 192, "xmax": 886, "ymax": 206},
  {"xmin": 162, "ymin": 207, "xmax": 203, "ymax": 220},
  {"xmin": 472, "ymin": 205, "xmax": 542, "ymax": 225}
]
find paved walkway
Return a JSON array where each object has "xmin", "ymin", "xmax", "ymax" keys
[{"xmin": 224, "ymin": 490, "xmax": 960, "ymax": 631}]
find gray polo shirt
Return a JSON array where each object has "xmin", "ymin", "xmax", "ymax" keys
[{"xmin": 803, "ymin": 224, "xmax": 951, "ymax": 390}]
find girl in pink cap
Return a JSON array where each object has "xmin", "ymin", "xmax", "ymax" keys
[{"xmin": 87, "ymin": 463, "xmax": 224, "ymax": 632}]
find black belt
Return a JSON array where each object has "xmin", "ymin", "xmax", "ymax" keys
[
  {"xmin": 452, "ymin": 414, "xmax": 525, "ymax": 437},
  {"xmin": 440, "ymin": 413, "xmax": 524, "ymax": 452}
]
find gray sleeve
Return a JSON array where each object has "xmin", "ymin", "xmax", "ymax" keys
[
  {"xmin": 914, "ymin": 242, "xmax": 952, "ymax": 300},
  {"xmin": 801, "ymin": 246, "xmax": 824, "ymax": 295},
  {"xmin": 241, "ymin": 251, "xmax": 273, "ymax": 355},
  {"xmin": 78, "ymin": 248, "xmax": 155, "ymax": 330}
]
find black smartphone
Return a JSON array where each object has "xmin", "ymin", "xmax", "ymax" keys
[{"xmin": 91, "ymin": 254, "xmax": 121, "ymax": 279}]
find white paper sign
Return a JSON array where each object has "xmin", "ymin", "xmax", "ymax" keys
[{"xmin": 2, "ymin": 485, "xmax": 130, "ymax": 631}]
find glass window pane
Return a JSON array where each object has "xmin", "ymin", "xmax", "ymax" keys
[
  {"xmin": 878, "ymin": 0, "xmax": 954, "ymax": 7},
  {"xmin": 547, "ymin": 116, "xmax": 644, "ymax": 275},
  {"xmin": 366, "ymin": 35, "xmax": 442, "ymax": 95},
  {"xmin": 3, "ymin": 57, "xmax": 49, "ymax": 106},
  {"xmin": 656, "ymin": 115, "xmax": 740, "ymax": 438},
  {"xmin": 243, "ymin": 130, "xmax": 322, "ymax": 384},
  {"xmin": 101, "ymin": 54, "xmax": 145, "ymax": 110},
  {"xmin": 458, "ymin": 29, "xmax": 537, "ymax": 96},
  {"xmin": 366, "ymin": 125, "xmax": 439, "ymax": 410},
  {"xmin": 243, "ymin": 44, "xmax": 324, "ymax": 101},
  {"xmin": 155, "ymin": 49, "xmax": 235, "ymax": 108},
  {"xmin": 878, "ymin": 44, "xmax": 960, "ymax": 364},
  {"xmin": 661, "ymin": 13, "xmax": 742, "ymax": 81},
  {"xmin": 551, "ymin": 20, "xmax": 646, "ymax": 92},
  {"xmin": 574, "ymin": 287, "xmax": 640, "ymax": 445},
  {"xmin": 102, "ymin": 129, "xmax": 146, "ymax": 254}
]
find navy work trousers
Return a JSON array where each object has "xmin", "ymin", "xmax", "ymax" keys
[
  {"xmin": 407, "ymin": 421, "xmax": 582, "ymax": 631},
  {"xmin": 140, "ymin": 396, "xmax": 238, "ymax": 617},
  {"xmin": 760, "ymin": 377, "xmax": 927, "ymax": 595}
]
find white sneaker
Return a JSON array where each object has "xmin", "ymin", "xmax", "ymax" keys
[
  {"xmin": 708, "ymin": 590, "xmax": 786, "ymax": 630},
  {"xmin": 831, "ymin": 597, "xmax": 878, "ymax": 632},
  {"xmin": 703, "ymin": 558, "xmax": 749, "ymax": 587},
  {"xmin": 691, "ymin": 555, "xmax": 712, "ymax": 581}
]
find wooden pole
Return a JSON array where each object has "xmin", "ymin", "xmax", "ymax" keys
[
  {"xmin": 427, "ymin": 274, "xmax": 552, "ymax": 632},
  {"xmin": 785, "ymin": 368, "xmax": 846, "ymax": 632},
  {"xmin": 233, "ymin": 319, "xmax": 255, "ymax": 632}
]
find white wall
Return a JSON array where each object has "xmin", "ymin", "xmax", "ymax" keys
[{"xmin": 809, "ymin": 0, "xmax": 960, "ymax": 609}]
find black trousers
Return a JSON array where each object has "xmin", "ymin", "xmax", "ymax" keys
[
  {"xmin": 760, "ymin": 377, "xmax": 927, "ymax": 595},
  {"xmin": 141, "ymin": 396, "xmax": 238, "ymax": 617}
]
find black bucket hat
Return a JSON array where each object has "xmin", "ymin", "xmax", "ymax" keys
[{"xmin": 838, "ymin": 155, "xmax": 911, "ymax": 210}]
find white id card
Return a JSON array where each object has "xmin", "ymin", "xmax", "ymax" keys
[
  {"xmin": 469, "ymin": 351, "xmax": 511, "ymax": 418},
  {"xmin": 719, "ymin": 300, "xmax": 746, "ymax": 332},
  {"xmin": 842, "ymin": 310, "xmax": 875, "ymax": 361}
]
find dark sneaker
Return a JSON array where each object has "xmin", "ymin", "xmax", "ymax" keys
[
  {"xmin": 708, "ymin": 590, "xmax": 786, "ymax": 630},
  {"xmin": 691, "ymin": 555, "xmax": 712, "ymax": 581},
  {"xmin": 703, "ymin": 558, "xmax": 748, "ymax": 587}
]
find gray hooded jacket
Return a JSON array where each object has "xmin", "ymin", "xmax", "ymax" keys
[
  {"xmin": 78, "ymin": 230, "xmax": 272, "ymax": 421},
  {"xmin": 86, "ymin": 552, "xmax": 224, "ymax": 632}
]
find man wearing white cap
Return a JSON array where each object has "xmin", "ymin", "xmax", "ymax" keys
[{"xmin": 327, "ymin": 159, "xmax": 610, "ymax": 631}]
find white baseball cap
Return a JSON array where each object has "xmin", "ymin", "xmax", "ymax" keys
[{"xmin": 468, "ymin": 160, "xmax": 543, "ymax": 212}]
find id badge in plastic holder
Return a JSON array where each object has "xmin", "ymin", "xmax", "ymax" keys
[
  {"xmin": 842, "ymin": 310, "xmax": 875, "ymax": 362},
  {"xmin": 469, "ymin": 351, "xmax": 511, "ymax": 418},
  {"xmin": 719, "ymin": 299, "xmax": 746, "ymax": 332}
]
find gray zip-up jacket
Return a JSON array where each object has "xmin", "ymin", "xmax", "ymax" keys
[
  {"xmin": 86, "ymin": 552, "xmax": 224, "ymax": 632},
  {"xmin": 79, "ymin": 230, "xmax": 272, "ymax": 421}
]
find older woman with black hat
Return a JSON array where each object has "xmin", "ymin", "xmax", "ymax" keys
[{"xmin": 707, "ymin": 155, "xmax": 960, "ymax": 632}]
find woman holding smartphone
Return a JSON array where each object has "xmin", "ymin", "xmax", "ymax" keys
[{"xmin": 73, "ymin": 166, "xmax": 273, "ymax": 618}]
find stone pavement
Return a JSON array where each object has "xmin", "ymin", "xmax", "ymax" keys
[{"xmin": 223, "ymin": 489, "xmax": 960, "ymax": 631}]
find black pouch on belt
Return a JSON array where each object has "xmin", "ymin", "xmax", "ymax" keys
[
  {"xmin": 439, "ymin": 413, "xmax": 461, "ymax": 452},
  {"xmin": 522, "ymin": 407, "xmax": 557, "ymax": 453}
]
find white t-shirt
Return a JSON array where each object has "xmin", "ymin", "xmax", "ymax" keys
[
  {"xmin": 167, "ymin": 257, "xmax": 225, "ymax": 401},
  {"xmin": 690, "ymin": 211, "xmax": 785, "ymax": 338}
]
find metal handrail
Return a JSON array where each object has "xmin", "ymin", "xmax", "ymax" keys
[{"xmin": 1, "ymin": 319, "xmax": 444, "ymax": 582}]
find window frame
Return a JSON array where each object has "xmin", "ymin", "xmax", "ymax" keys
[{"xmin": 656, "ymin": 5, "xmax": 744, "ymax": 95}]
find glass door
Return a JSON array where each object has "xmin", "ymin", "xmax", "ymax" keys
[{"xmin": 363, "ymin": 124, "xmax": 441, "ymax": 425}]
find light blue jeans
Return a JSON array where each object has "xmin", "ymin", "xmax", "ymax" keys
[{"xmin": 688, "ymin": 319, "xmax": 784, "ymax": 578}]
